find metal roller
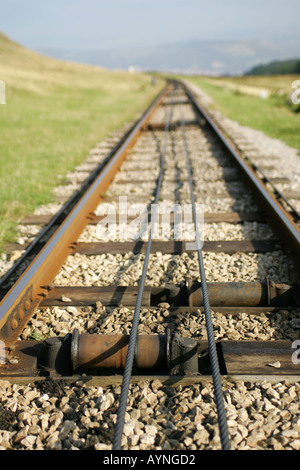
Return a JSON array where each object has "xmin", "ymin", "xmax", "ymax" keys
[
  {"xmin": 188, "ymin": 280, "xmax": 297, "ymax": 307},
  {"xmin": 71, "ymin": 329, "xmax": 168, "ymax": 372},
  {"xmin": 39, "ymin": 329, "xmax": 199, "ymax": 376}
]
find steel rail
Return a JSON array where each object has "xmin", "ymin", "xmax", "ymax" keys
[
  {"xmin": 0, "ymin": 132, "xmax": 126, "ymax": 293},
  {"xmin": 0, "ymin": 125, "xmax": 144, "ymax": 293},
  {"xmin": 181, "ymin": 82, "xmax": 300, "ymax": 270},
  {"xmin": 248, "ymin": 160, "xmax": 300, "ymax": 221},
  {"xmin": 180, "ymin": 107, "xmax": 231, "ymax": 451},
  {"xmin": 0, "ymin": 84, "xmax": 169, "ymax": 345},
  {"xmin": 0, "ymin": 86, "xmax": 171, "ymax": 296},
  {"xmin": 112, "ymin": 91, "xmax": 175, "ymax": 451}
]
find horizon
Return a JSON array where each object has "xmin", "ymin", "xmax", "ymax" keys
[{"xmin": 1, "ymin": 0, "xmax": 300, "ymax": 74}]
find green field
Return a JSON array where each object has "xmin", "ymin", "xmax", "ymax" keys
[
  {"xmin": 186, "ymin": 75, "xmax": 300, "ymax": 152},
  {"xmin": 0, "ymin": 32, "xmax": 164, "ymax": 251}
]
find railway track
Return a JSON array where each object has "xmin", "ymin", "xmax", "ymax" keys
[{"xmin": 0, "ymin": 80, "xmax": 299, "ymax": 451}]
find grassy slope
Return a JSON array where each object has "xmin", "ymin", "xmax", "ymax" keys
[
  {"xmin": 185, "ymin": 75, "xmax": 300, "ymax": 153},
  {"xmin": 0, "ymin": 32, "xmax": 164, "ymax": 250},
  {"xmin": 199, "ymin": 74, "xmax": 300, "ymax": 94}
]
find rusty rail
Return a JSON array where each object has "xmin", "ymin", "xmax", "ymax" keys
[
  {"xmin": 181, "ymin": 81, "xmax": 300, "ymax": 269},
  {"xmin": 0, "ymin": 84, "xmax": 169, "ymax": 345}
]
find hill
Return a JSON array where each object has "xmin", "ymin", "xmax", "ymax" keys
[
  {"xmin": 0, "ymin": 31, "xmax": 161, "ymax": 94},
  {"xmin": 38, "ymin": 33, "xmax": 300, "ymax": 76},
  {"xmin": 245, "ymin": 58, "xmax": 300, "ymax": 76}
]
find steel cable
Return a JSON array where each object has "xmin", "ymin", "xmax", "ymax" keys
[
  {"xmin": 112, "ymin": 90, "xmax": 174, "ymax": 450},
  {"xmin": 180, "ymin": 108, "xmax": 231, "ymax": 450}
]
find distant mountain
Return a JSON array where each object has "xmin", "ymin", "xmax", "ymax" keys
[
  {"xmin": 245, "ymin": 58, "xmax": 300, "ymax": 75},
  {"xmin": 37, "ymin": 36, "xmax": 300, "ymax": 75}
]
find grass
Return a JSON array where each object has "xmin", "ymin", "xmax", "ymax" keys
[
  {"xmin": 0, "ymin": 32, "xmax": 164, "ymax": 251},
  {"xmin": 185, "ymin": 75, "xmax": 300, "ymax": 153},
  {"xmin": 197, "ymin": 74, "xmax": 300, "ymax": 95}
]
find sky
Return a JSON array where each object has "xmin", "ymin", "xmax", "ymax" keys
[
  {"xmin": 1, "ymin": 0, "xmax": 300, "ymax": 73},
  {"xmin": 1, "ymin": 0, "xmax": 300, "ymax": 49}
]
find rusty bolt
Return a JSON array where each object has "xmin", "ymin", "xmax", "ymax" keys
[{"xmin": 18, "ymin": 308, "xmax": 24, "ymax": 320}]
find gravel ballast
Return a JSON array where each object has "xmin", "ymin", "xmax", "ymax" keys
[{"xmin": 0, "ymin": 378, "xmax": 299, "ymax": 450}]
